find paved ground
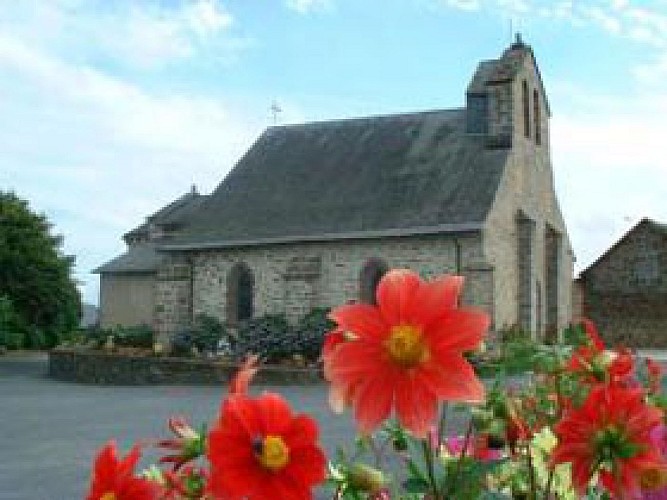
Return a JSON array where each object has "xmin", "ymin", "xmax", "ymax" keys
[{"xmin": 0, "ymin": 353, "xmax": 358, "ymax": 500}]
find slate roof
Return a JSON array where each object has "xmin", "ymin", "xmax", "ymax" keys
[
  {"xmin": 162, "ymin": 108, "xmax": 510, "ymax": 250},
  {"xmin": 95, "ymin": 189, "xmax": 207, "ymax": 274},
  {"xmin": 124, "ymin": 189, "xmax": 208, "ymax": 243},
  {"xmin": 94, "ymin": 244, "xmax": 165, "ymax": 274}
]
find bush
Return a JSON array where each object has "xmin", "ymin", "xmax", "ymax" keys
[
  {"xmin": 112, "ymin": 324, "xmax": 154, "ymax": 349},
  {"xmin": 233, "ymin": 314, "xmax": 290, "ymax": 363},
  {"xmin": 292, "ymin": 308, "xmax": 334, "ymax": 362},
  {"xmin": 171, "ymin": 314, "xmax": 230, "ymax": 357},
  {"xmin": 232, "ymin": 309, "xmax": 334, "ymax": 364}
]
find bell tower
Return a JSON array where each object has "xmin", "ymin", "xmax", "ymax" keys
[{"xmin": 466, "ymin": 34, "xmax": 550, "ymax": 152}]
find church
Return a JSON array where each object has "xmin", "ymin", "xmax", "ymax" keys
[{"xmin": 95, "ymin": 37, "xmax": 573, "ymax": 344}]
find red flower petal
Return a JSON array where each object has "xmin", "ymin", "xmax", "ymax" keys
[
  {"xmin": 376, "ymin": 269, "xmax": 421, "ymax": 325},
  {"xmin": 329, "ymin": 304, "xmax": 387, "ymax": 340},
  {"xmin": 416, "ymin": 356, "xmax": 485, "ymax": 403},
  {"xmin": 428, "ymin": 308, "xmax": 488, "ymax": 354},
  {"xmin": 352, "ymin": 375, "xmax": 396, "ymax": 435},
  {"xmin": 256, "ymin": 392, "xmax": 293, "ymax": 435},
  {"xmin": 394, "ymin": 375, "xmax": 438, "ymax": 437},
  {"xmin": 410, "ymin": 275, "xmax": 464, "ymax": 327}
]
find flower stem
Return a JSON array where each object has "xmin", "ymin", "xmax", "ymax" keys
[
  {"xmin": 447, "ymin": 418, "xmax": 474, "ymax": 498},
  {"xmin": 437, "ymin": 403, "xmax": 448, "ymax": 457},
  {"xmin": 421, "ymin": 439, "xmax": 440, "ymax": 499},
  {"xmin": 526, "ymin": 441, "xmax": 537, "ymax": 500}
]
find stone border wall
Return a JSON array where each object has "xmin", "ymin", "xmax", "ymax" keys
[{"xmin": 48, "ymin": 349, "xmax": 323, "ymax": 385}]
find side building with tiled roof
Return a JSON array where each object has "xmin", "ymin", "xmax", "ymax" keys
[
  {"xmin": 575, "ymin": 218, "xmax": 667, "ymax": 347},
  {"xmin": 96, "ymin": 37, "xmax": 574, "ymax": 343}
]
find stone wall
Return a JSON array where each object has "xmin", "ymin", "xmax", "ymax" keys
[
  {"xmin": 584, "ymin": 292, "xmax": 667, "ymax": 348},
  {"xmin": 156, "ymin": 233, "xmax": 491, "ymax": 338},
  {"xmin": 155, "ymin": 254, "xmax": 193, "ymax": 344},
  {"xmin": 480, "ymin": 50, "xmax": 573, "ymax": 338},
  {"xmin": 583, "ymin": 222, "xmax": 666, "ymax": 294},
  {"xmin": 48, "ymin": 349, "xmax": 322, "ymax": 385},
  {"xmin": 580, "ymin": 221, "xmax": 667, "ymax": 347}
]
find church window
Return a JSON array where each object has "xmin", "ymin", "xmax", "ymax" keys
[
  {"xmin": 359, "ymin": 258, "xmax": 389, "ymax": 305},
  {"xmin": 227, "ymin": 262, "xmax": 254, "ymax": 324},
  {"xmin": 533, "ymin": 90, "xmax": 541, "ymax": 145},
  {"xmin": 522, "ymin": 80, "xmax": 530, "ymax": 138}
]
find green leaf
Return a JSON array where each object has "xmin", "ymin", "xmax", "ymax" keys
[{"xmin": 403, "ymin": 477, "xmax": 431, "ymax": 493}]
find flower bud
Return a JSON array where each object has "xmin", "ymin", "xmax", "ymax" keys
[{"xmin": 348, "ymin": 463, "xmax": 386, "ymax": 493}]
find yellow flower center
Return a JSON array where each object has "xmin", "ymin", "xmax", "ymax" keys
[
  {"xmin": 100, "ymin": 493, "xmax": 117, "ymax": 500},
  {"xmin": 386, "ymin": 325, "xmax": 428, "ymax": 368},
  {"xmin": 256, "ymin": 435, "xmax": 290, "ymax": 471}
]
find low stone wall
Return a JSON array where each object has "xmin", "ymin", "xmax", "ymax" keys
[{"xmin": 48, "ymin": 349, "xmax": 323, "ymax": 385}]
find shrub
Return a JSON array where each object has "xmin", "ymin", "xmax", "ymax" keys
[
  {"xmin": 233, "ymin": 314, "xmax": 290, "ymax": 363},
  {"xmin": 292, "ymin": 308, "xmax": 334, "ymax": 362},
  {"xmin": 170, "ymin": 314, "xmax": 229, "ymax": 357},
  {"xmin": 79, "ymin": 326, "xmax": 112, "ymax": 348},
  {"xmin": 112, "ymin": 324, "xmax": 154, "ymax": 349}
]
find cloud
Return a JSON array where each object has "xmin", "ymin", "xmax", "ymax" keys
[
  {"xmin": 441, "ymin": 0, "xmax": 481, "ymax": 12},
  {"xmin": 549, "ymin": 87, "xmax": 667, "ymax": 273},
  {"xmin": 0, "ymin": 31, "xmax": 264, "ymax": 304},
  {"xmin": 285, "ymin": 0, "xmax": 335, "ymax": 15},
  {"xmin": 0, "ymin": 0, "xmax": 253, "ymax": 69}
]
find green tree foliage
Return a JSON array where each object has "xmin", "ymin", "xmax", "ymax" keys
[{"xmin": 0, "ymin": 191, "xmax": 81, "ymax": 348}]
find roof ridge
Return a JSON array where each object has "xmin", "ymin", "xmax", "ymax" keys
[{"xmin": 267, "ymin": 107, "xmax": 465, "ymax": 132}]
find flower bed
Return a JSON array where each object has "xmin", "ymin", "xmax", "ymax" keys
[
  {"xmin": 48, "ymin": 348, "xmax": 322, "ymax": 385},
  {"xmin": 82, "ymin": 269, "xmax": 667, "ymax": 500}
]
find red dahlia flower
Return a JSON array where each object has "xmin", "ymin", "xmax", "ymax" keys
[
  {"xmin": 86, "ymin": 441, "xmax": 161, "ymax": 500},
  {"xmin": 322, "ymin": 270, "xmax": 489, "ymax": 437},
  {"xmin": 553, "ymin": 385, "xmax": 665, "ymax": 498},
  {"xmin": 207, "ymin": 392, "xmax": 327, "ymax": 499}
]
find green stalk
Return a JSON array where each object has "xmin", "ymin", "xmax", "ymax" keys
[
  {"xmin": 422, "ymin": 438, "xmax": 440, "ymax": 499},
  {"xmin": 447, "ymin": 418, "xmax": 474, "ymax": 498},
  {"xmin": 437, "ymin": 403, "xmax": 448, "ymax": 457},
  {"xmin": 526, "ymin": 441, "xmax": 537, "ymax": 500}
]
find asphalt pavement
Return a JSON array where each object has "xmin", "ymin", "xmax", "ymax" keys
[{"xmin": 0, "ymin": 353, "xmax": 356, "ymax": 500}]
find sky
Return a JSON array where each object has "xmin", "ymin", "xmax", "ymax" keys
[{"xmin": 1, "ymin": 0, "xmax": 666, "ymax": 306}]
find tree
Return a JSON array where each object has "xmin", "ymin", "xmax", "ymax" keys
[{"xmin": 0, "ymin": 191, "xmax": 81, "ymax": 348}]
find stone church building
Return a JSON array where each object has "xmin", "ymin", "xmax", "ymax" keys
[{"xmin": 95, "ymin": 38, "xmax": 573, "ymax": 344}]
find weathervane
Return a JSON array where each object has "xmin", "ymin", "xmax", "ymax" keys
[{"xmin": 270, "ymin": 101, "xmax": 282, "ymax": 125}]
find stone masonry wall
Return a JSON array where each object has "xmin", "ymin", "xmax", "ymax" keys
[
  {"xmin": 480, "ymin": 52, "xmax": 573, "ymax": 337},
  {"xmin": 155, "ymin": 254, "xmax": 193, "ymax": 344},
  {"xmin": 188, "ymin": 233, "xmax": 492, "ymax": 329},
  {"xmin": 581, "ymin": 222, "xmax": 667, "ymax": 347}
]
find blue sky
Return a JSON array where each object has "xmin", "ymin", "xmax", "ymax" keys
[{"xmin": 1, "ymin": 0, "xmax": 666, "ymax": 306}]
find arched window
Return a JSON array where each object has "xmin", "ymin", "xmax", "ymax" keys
[
  {"xmin": 522, "ymin": 80, "xmax": 530, "ymax": 138},
  {"xmin": 359, "ymin": 258, "xmax": 389, "ymax": 305},
  {"xmin": 533, "ymin": 89, "xmax": 541, "ymax": 145},
  {"xmin": 226, "ymin": 262, "xmax": 254, "ymax": 324}
]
